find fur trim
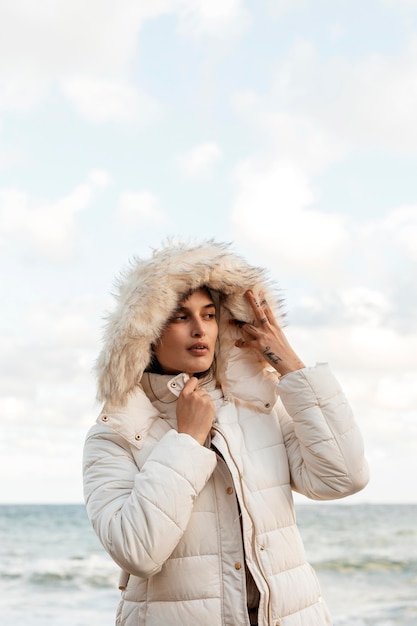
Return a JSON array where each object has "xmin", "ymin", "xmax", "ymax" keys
[{"xmin": 96, "ymin": 240, "xmax": 284, "ymax": 405}]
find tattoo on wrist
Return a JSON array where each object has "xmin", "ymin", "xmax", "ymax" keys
[{"xmin": 263, "ymin": 346, "xmax": 283, "ymax": 364}]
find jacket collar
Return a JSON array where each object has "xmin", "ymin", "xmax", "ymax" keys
[
  {"xmin": 96, "ymin": 372, "xmax": 213, "ymax": 449},
  {"xmin": 141, "ymin": 372, "xmax": 191, "ymax": 403},
  {"xmin": 96, "ymin": 384, "xmax": 160, "ymax": 450},
  {"xmin": 97, "ymin": 360, "xmax": 279, "ymax": 449}
]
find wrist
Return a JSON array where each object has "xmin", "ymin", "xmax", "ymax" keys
[
  {"xmin": 275, "ymin": 359, "xmax": 305, "ymax": 376},
  {"xmin": 178, "ymin": 428, "xmax": 208, "ymax": 446}
]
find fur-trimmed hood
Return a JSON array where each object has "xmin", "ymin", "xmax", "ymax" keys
[{"xmin": 95, "ymin": 240, "xmax": 283, "ymax": 406}]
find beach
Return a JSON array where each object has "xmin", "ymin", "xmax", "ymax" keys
[{"xmin": 0, "ymin": 503, "xmax": 415, "ymax": 625}]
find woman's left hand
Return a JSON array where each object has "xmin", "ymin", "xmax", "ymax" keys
[{"xmin": 230, "ymin": 290, "xmax": 305, "ymax": 376}]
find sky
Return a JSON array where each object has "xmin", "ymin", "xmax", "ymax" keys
[{"xmin": 1, "ymin": 0, "xmax": 416, "ymax": 504}]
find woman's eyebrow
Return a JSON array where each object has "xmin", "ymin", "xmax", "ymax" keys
[{"xmin": 177, "ymin": 302, "xmax": 216, "ymax": 312}]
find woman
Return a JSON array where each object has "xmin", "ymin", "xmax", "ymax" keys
[{"xmin": 83, "ymin": 240, "xmax": 369, "ymax": 626}]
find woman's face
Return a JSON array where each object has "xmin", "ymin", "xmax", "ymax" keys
[{"xmin": 154, "ymin": 288, "xmax": 218, "ymax": 375}]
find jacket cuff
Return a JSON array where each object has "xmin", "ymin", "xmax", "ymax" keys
[{"xmin": 277, "ymin": 363, "xmax": 342, "ymax": 412}]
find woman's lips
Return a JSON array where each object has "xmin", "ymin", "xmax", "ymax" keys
[{"xmin": 188, "ymin": 343, "xmax": 209, "ymax": 355}]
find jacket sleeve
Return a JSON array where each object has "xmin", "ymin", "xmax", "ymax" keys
[
  {"xmin": 276, "ymin": 363, "xmax": 370, "ymax": 500},
  {"xmin": 83, "ymin": 427, "xmax": 217, "ymax": 578}
]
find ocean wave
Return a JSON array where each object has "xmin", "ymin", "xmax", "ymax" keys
[
  {"xmin": 314, "ymin": 555, "xmax": 416, "ymax": 573},
  {"xmin": 1, "ymin": 504, "xmax": 417, "ymax": 625},
  {"xmin": 333, "ymin": 600, "xmax": 417, "ymax": 626},
  {"xmin": 0, "ymin": 554, "xmax": 119, "ymax": 589}
]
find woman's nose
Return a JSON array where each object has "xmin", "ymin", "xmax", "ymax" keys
[{"xmin": 192, "ymin": 320, "xmax": 205, "ymax": 337}]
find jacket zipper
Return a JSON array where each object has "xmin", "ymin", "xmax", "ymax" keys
[{"xmin": 211, "ymin": 425, "xmax": 273, "ymax": 626}]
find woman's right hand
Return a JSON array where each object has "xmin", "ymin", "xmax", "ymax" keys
[
  {"xmin": 231, "ymin": 290, "xmax": 305, "ymax": 375},
  {"xmin": 177, "ymin": 376, "xmax": 214, "ymax": 445}
]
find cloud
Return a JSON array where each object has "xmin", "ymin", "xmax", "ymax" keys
[
  {"xmin": 0, "ymin": 170, "xmax": 109, "ymax": 261},
  {"xmin": 0, "ymin": 143, "xmax": 22, "ymax": 169},
  {"xmin": 0, "ymin": 0, "xmax": 249, "ymax": 119},
  {"xmin": 263, "ymin": 0, "xmax": 310, "ymax": 18},
  {"xmin": 116, "ymin": 190, "xmax": 170, "ymax": 226},
  {"xmin": 0, "ymin": 288, "xmax": 111, "ymax": 503},
  {"xmin": 0, "ymin": 1, "xmax": 157, "ymax": 114},
  {"xmin": 0, "ymin": 1, "xmax": 167, "ymax": 77},
  {"xmin": 177, "ymin": 141, "xmax": 223, "ymax": 178},
  {"xmin": 270, "ymin": 37, "xmax": 417, "ymax": 153},
  {"xmin": 294, "ymin": 286, "xmax": 392, "ymax": 329},
  {"xmin": 0, "ymin": 74, "xmax": 48, "ymax": 113},
  {"xmin": 0, "ymin": 292, "xmax": 104, "ymax": 424},
  {"xmin": 284, "ymin": 294, "xmax": 417, "ymax": 503},
  {"xmin": 230, "ymin": 90, "xmax": 345, "ymax": 176},
  {"xmin": 330, "ymin": 42, "xmax": 417, "ymax": 152},
  {"xmin": 376, "ymin": 372, "xmax": 417, "ymax": 412},
  {"xmin": 227, "ymin": 29, "xmax": 417, "ymax": 505},
  {"xmin": 229, "ymin": 31, "xmax": 417, "ymax": 333},
  {"xmin": 177, "ymin": 0, "xmax": 251, "ymax": 39},
  {"xmin": 60, "ymin": 76, "xmax": 160, "ymax": 124},
  {"xmin": 231, "ymin": 170, "xmax": 417, "ymax": 327},
  {"xmin": 382, "ymin": 0, "xmax": 417, "ymax": 8},
  {"xmin": 230, "ymin": 157, "xmax": 349, "ymax": 278},
  {"xmin": 372, "ymin": 205, "xmax": 417, "ymax": 262},
  {"xmin": 232, "ymin": 34, "xmax": 417, "ymax": 166}
]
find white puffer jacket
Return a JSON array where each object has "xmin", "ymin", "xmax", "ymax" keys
[{"xmin": 83, "ymin": 241, "xmax": 369, "ymax": 626}]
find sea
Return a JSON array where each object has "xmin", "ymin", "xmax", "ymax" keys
[{"xmin": 0, "ymin": 503, "xmax": 415, "ymax": 626}]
